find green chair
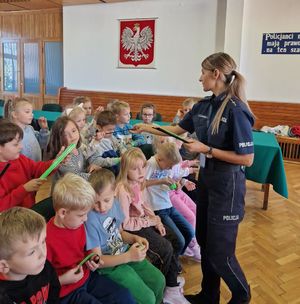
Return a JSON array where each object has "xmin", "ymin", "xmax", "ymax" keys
[
  {"xmin": 42, "ymin": 103, "xmax": 63, "ymax": 112},
  {"xmin": 31, "ymin": 197, "xmax": 55, "ymax": 222},
  {"xmin": 139, "ymin": 144, "xmax": 154, "ymax": 160},
  {"xmin": 136, "ymin": 112, "xmax": 162, "ymax": 122}
]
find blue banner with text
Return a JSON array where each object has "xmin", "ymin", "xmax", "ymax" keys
[{"xmin": 261, "ymin": 32, "xmax": 300, "ymax": 54}]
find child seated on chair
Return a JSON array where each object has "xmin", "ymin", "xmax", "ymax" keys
[
  {"xmin": 116, "ymin": 148, "xmax": 191, "ymax": 304},
  {"xmin": 88, "ymin": 110, "xmax": 127, "ymax": 175},
  {"xmin": 173, "ymin": 98, "xmax": 198, "ymax": 124},
  {"xmin": 139, "ymin": 103, "xmax": 157, "ymax": 144},
  {"xmin": 46, "ymin": 173, "xmax": 135, "ymax": 304},
  {"xmin": 173, "ymin": 98, "xmax": 201, "ymax": 160},
  {"xmin": 73, "ymin": 96, "xmax": 105, "ymax": 144},
  {"xmin": 73, "ymin": 96, "xmax": 94, "ymax": 121},
  {"xmin": 144, "ymin": 142, "xmax": 195, "ymax": 258},
  {"xmin": 4, "ymin": 98, "xmax": 49, "ymax": 161},
  {"xmin": 0, "ymin": 207, "xmax": 60, "ymax": 303},
  {"xmin": 85, "ymin": 168, "xmax": 165, "ymax": 304},
  {"xmin": 0, "ymin": 120, "xmax": 62, "ymax": 212},
  {"xmin": 111, "ymin": 100, "xmax": 146, "ymax": 148},
  {"xmin": 46, "ymin": 116, "xmax": 103, "ymax": 183}
]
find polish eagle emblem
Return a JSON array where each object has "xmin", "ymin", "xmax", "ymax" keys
[{"xmin": 121, "ymin": 23, "xmax": 153, "ymax": 63}]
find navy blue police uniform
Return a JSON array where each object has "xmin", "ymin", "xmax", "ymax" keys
[{"xmin": 179, "ymin": 92, "xmax": 254, "ymax": 304}]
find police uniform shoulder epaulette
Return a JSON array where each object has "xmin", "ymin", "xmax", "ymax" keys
[
  {"xmin": 202, "ymin": 96, "xmax": 211, "ymax": 101},
  {"xmin": 229, "ymin": 98, "xmax": 238, "ymax": 107}
]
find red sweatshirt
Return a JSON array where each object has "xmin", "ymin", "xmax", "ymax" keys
[
  {"xmin": 0, "ymin": 154, "xmax": 53, "ymax": 212},
  {"xmin": 46, "ymin": 218, "xmax": 90, "ymax": 298}
]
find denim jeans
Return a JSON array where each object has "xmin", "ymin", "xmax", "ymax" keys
[
  {"xmin": 155, "ymin": 206, "xmax": 194, "ymax": 255},
  {"xmin": 60, "ymin": 271, "xmax": 135, "ymax": 304}
]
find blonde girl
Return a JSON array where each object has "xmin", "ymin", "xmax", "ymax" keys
[
  {"xmin": 4, "ymin": 98, "xmax": 49, "ymax": 161},
  {"xmin": 67, "ymin": 106, "xmax": 86, "ymax": 131},
  {"xmin": 116, "ymin": 148, "xmax": 190, "ymax": 304}
]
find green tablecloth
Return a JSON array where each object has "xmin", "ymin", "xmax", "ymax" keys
[
  {"xmin": 245, "ymin": 131, "xmax": 288, "ymax": 198},
  {"xmin": 0, "ymin": 107, "xmax": 61, "ymax": 128},
  {"xmin": 0, "ymin": 107, "xmax": 168, "ymax": 127},
  {"xmin": 33, "ymin": 110, "xmax": 62, "ymax": 128},
  {"xmin": 130, "ymin": 119, "xmax": 169, "ymax": 126}
]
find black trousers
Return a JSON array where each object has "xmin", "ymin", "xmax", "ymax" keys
[
  {"xmin": 128, "ymin": 226, "xmax": 179, "ymax": 287},
  {"xmin": 196, "ymin": 165, "xmax": 250, "ymax": 304}
]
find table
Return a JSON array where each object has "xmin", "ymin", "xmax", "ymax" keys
[{"xmin": 246, "ymin": 131, "xmax": 288, "ymax": 210}]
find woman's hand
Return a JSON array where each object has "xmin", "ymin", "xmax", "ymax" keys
[
  {"xmin": 131, "ymin": 123, "xmax": 147, "ymax": 134},
  {"xmin": 184, "ymin": 139, "xmax": 208, "ymax": 154}
]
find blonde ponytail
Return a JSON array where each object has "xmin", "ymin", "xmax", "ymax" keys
[
  {"xmin": 3, "ymin": 97, "xmax": 32, "ymax": 121},
  {"xmin": 201, "ymin": 53, "xmax": 253, "ymax": 135}
]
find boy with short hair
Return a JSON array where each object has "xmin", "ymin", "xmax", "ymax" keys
[
  {"xmin": 0, "ymin": 207, "xmax": 60, "ymax": 303},
  {"xmin": 145, "ymin": 142, "xmax": 194, "ymax": 257},
  {"xmin": 85, "ymin": 168, "xmax": 165, "ymax": 304},
  {"xmin": 111, "ymin": 100, "xmax": 146, "ymax": 147},
  {"xmin": 46, "ymin": 173, "xmax": 135, "ymax": 304},
  {"xmin": 173, "ymin": 98, "xmax": 198, "ymax": 124},
  {"xmin": 88, "ymin": 110, "xmax": 127, "ymax": 174},
  {"xmin": 0, "ymin": 120, "xmax": 54, "ymax": 212}
]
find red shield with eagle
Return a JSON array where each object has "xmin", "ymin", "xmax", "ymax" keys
[{"xmin": 119, "ymin": 19, "xmax": 155, "ymax": 67}]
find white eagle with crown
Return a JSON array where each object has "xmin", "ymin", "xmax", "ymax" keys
[{"xmin": 121, "ymin": 23, "xmax": 153, "ymax": 62}]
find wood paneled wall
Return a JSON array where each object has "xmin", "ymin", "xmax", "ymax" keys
[
  {"xmin": 58, "ymin": 87, "xmax": 193, "ymax": 122},
  {"xmin": 0, "ymin": 9, "xmax": 62, "ymax": 39},
  {"xmin": 0, "ymin": 9, "xmax": 62, "ymax": 108},
  {"xmin": 249, "ymin": 101, "xmax": 300, "ymax": 129},
  {"xmin": 58, "ymin": 87, "xmax": 300, "ymax": 128}
]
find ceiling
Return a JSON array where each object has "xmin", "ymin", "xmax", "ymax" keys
[{"xmin": 0, "ymin": 0, "xmax": 136, "ymax": 11}]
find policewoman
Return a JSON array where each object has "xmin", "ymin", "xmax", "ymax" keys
[{"xmin": 132, "ymin": 52, "xmax": 254, "ymax": 304}]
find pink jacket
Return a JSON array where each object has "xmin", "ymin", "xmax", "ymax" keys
[{"xmin": 116, "ymin": 182, "xmax": 158, "ymax": 231}]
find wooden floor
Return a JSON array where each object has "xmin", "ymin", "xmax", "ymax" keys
[
  {"xmin": 181, "ymin": 161, "xmax": 300, "ymax": 303},
  {"xmin": 36, "ymin": 162, "xmax": 300, "ymax": 303}
]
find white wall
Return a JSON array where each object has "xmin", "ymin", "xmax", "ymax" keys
[
  {"xmin": 63, "ymin": 0, "xmax": 300, "ymax": 103},
  {"xmin": 240, "ymin": 0, "xmax": 300, "ymax": 102},
  {"xmin": 224, "ymin": 0, "xmax": 244, "ymax": 66},
  {"xmin": 63, "ymin": 0, "xmax": 218, "ymax": 97}
]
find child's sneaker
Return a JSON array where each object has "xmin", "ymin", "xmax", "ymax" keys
[
  {"xmin": 163, "ymin": 286, "xmax": 191, "ymax": 304},
  {"xmin": 177, "ymin": 276, "xmax": 185, "ymax": 293},
  {"xmin": 184, "ymin": 240, "xmax": 201, "ymax": 262},
  {"xmin": 183, "ymin": 246, "xmax": 194, "ymax": 257}
]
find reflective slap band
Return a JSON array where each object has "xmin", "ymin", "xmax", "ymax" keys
[
  {"xmin": 40, "ymin": 143, "xmax": 76, "ymax": 179},
  {"xmin": 75, "ymin": 252, "xmax": 98, "ymax": 274}
]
